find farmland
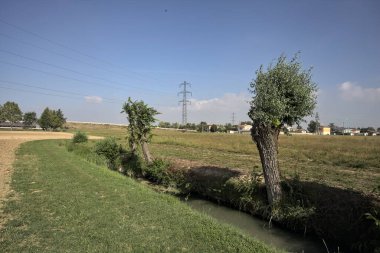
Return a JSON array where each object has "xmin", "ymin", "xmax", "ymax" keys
[{"xmin": 66, "ymin": 122, "xmax": 380, "ymax": 197}]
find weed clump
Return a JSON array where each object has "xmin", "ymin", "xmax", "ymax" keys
[
  {"xmin": 94, "ymin": 137, "xmax": 120, "ymax": 170},
  {"xmin": 120, "ymin": 150, "xmax": 143, "ymax": 177},
  {"xmin": 72, "ymin": 131, "xmax": 88, "ymax": 143},
  {"xmin": 144, "ymin": 158, "xmax": 171, "ymax": 184}
]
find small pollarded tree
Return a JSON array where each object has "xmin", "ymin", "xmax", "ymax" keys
[
  {"xmin": 249, "ymin": 54, "xmax": 318, "ymax": 205},
  {"xmin": 122, "ymin": 98, "xmax": 159, "ymax": 164}
]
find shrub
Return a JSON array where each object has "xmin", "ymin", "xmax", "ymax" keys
[
  {"xmin": 94, "ymin": 137, "xmax": 120, "ymax": 170},
  {"xmin": 120, "ymin": 151, "xmax": 143, "ymax": 177},
  {"xmin": 144, "ymin": 158, "xmax": 171, "ymax": 184},
  {"xmin": 72, "ymin": 131, "xmax": 88, "ymax": 143}
]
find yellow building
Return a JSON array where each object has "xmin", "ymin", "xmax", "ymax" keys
[{"xmin": 319, "ymin": 126, "xmax": 331, "ymax": 135}]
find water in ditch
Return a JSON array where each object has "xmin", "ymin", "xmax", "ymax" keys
[{"xmin": 185, "ymin": 197, "xmax": 326, "ymax": 253}]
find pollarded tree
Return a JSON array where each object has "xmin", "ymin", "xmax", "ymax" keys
[
  {"xmin": 248, "ymin": 54, "xmax": 317, "ymax": 205},
  {"xmin": 122, "ymin": 98, "xmax": 159, "ymax": 164},
  {"xmin": 1, "ymin": 101, "xmax": 23, "ymax": 130}
]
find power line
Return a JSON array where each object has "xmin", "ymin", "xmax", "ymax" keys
[
  {"xmin": 0, "ymin": 85, "xmax": 117, "ymax": 104},
  {"xmin": 0, "ymin": 48, "xmax": 170, "ymax": 94},
  {"xmin": 0, "ymin": 18, "xmax": 166, "ymax": 83},
  {"xmin": 0, "ymin": 59, "xmax": 121, "ymax": 90},
  {"xmin": 0, "ymin": 32, "xmax": 163, "ymax": 83},
  {"xmin": 178, "ymin": 81, "xmax": 192, "ymax": 125},
  {"xmin": 232, "ymin": 112, "xmax": 236, "ymax": 125},
  {"xmin": 0, "ymin": 59, "xmax": 170, "ymax": 94},
  {"xmin": 0, "ymin": 49, "xmax": 171, "ymax": 93},
  {"xmin": 0, "ymin": 79, "xmax": 121, "ymax": 103}
]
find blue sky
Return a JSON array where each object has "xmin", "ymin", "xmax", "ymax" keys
[{"xmin": 1, "ymin": 0, "xmax": 379, "ymax": 127}]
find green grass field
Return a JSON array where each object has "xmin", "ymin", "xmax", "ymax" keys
[
  {"xmin": 66, "ymin": 123, "xmax": 380, "ymax": 197},
  {"xmin": 0, "ymin": 139, "xmax": 279, "ymax": 252}
]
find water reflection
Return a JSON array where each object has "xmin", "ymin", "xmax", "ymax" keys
[{"xmin": 185, "ymin": 198, "xmax": 325, "ymax": 253}]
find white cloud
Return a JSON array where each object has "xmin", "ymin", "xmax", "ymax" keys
[
  {"xmin": 339, "ymin": 82, "xmax": 380, "ymax": 102},
  {"xmin": 158, "ymin": 93, "xmax": 251, "ymax": 124},
  {"xmin": 84, "ymin": 96, "xmax": 103, "ymax": 104}
]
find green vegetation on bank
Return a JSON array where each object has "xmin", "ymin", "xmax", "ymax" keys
[{"xmin": 0, "ymin": 140, "xmax": 279, "ymax": 252}]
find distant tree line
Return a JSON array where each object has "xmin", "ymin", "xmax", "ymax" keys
[
  {"xmin": 0, "ymin": 101, "xmax": 66, "ymax": 130},
  {"xmin": 157, "ymin": 121, "xmax": 250, "ymax": 133}
]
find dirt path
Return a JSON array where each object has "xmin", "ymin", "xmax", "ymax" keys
[{"xmin": 0, "ymin": 131, "xmax": 102, "ymax": 219}]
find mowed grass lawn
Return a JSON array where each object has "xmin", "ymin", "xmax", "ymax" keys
[
  {"xmin": 0, "ymin": 140, "xmax": 279, "ymax": 252},
  {"xmin": 66, "ymin": 123, "xmax": 380, "ymax": 197}
]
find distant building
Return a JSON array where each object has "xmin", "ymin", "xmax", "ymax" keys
[
  {"xmin": 238, "ymin": 124, "xmax": 252, "ymax": 133},
  {"xmin": 295, "ymin": 128, "xmax": 307, "ymax": 134},
  {"xmin": 351, "ymin": 129, "xmax": 361, "ymax": 135},
  {"xmin": 343, "ymin": 128, "xmax": 353, "ymax": 135},
  {"xmin": 319, "ymin": 126, "xmax": 331, "ymax": 135}
]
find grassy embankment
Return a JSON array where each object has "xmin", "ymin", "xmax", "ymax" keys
[
  {"xmin": 0, "ymin": 139, "xmax": 280, "ymax": 252},
  {"xmin": 65, "ymin": 122, "xmax": 380, "ymax": 252}
]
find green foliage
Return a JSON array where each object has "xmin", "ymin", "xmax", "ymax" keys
[
  {"xmin": 0, "ymin": 104, "xmax": 5, "ymax": 122},
  {"xmin": 248, "ymin": 54, "xmax": 318, "ymax": 128},
  {"xmin": 120, "ymin": 150, "xmax": 143, "ymax": 177},
  {"xmin": 94, "ymin": 137, "xmax": 120, "ymax": 170},
  {"xmin": 307, "ymin": 120, "xmax": 318, "ymax": 133},
  {"xmin": 210, "ymin": 124, "xmax": 218, "ymax": 132},
  {"xmin": 158, "ymin": 121, "xmax": 171, "ymax": 128},
  {"xmin": 121, "ymin": 97, "xmax": 159, "ymax": 151},
  {"xmin": 1, "ymin": 101, "xmax": 23, "ymax": 126},
  {"xmin": 38, "ymin": 107, "xmax": 51, "ymax": 130},
  {"xmin": 66, "ymin": 140, "xmax": 106, "ymax": 166},
  {"xmin": 23, "ymin": 111, "xmax": 37, "ymax": 128},
  {"xmin": 38, "ymin": 107, "xmax": 66, "ymax": 130},
  {"xmin": 365, "ymin": 211, "xmax": 380, "ymax": 228},
  {"xmin": 144, "ymin": 158, "xmax": 171, "ymax": 184},
  {"xmin": 72, "ymin": 131, "xmax": 88, "ymax": 143}
]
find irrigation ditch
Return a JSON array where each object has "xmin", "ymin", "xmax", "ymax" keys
[
  {"xmin": 67, "ymin": 140, "xmax": 380, "ymax": 253},
  {"xmin": 146, "ymin": 159, "xmax": 380, "ymax": 253}
]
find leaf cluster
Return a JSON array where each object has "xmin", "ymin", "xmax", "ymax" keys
[{"xmin": 249, "ymin": 54, "xmax": 318, "ymax": 127}]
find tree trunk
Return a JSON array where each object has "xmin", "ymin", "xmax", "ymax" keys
[
  {"xmin": 141, "ymin": 141, "xmax": 153, "ymax": 164},
  {"xmin": 251, "ymin": 123, "xmax": 282, "ymax": 205},
  {"xmin": 130, "ymin": 142, "xmax": 137, "ymax": 155}
]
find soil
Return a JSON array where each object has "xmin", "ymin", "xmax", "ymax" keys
[{"xmin": 0, "ymin": 131, "xmax": 102, "ymax": 227}]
